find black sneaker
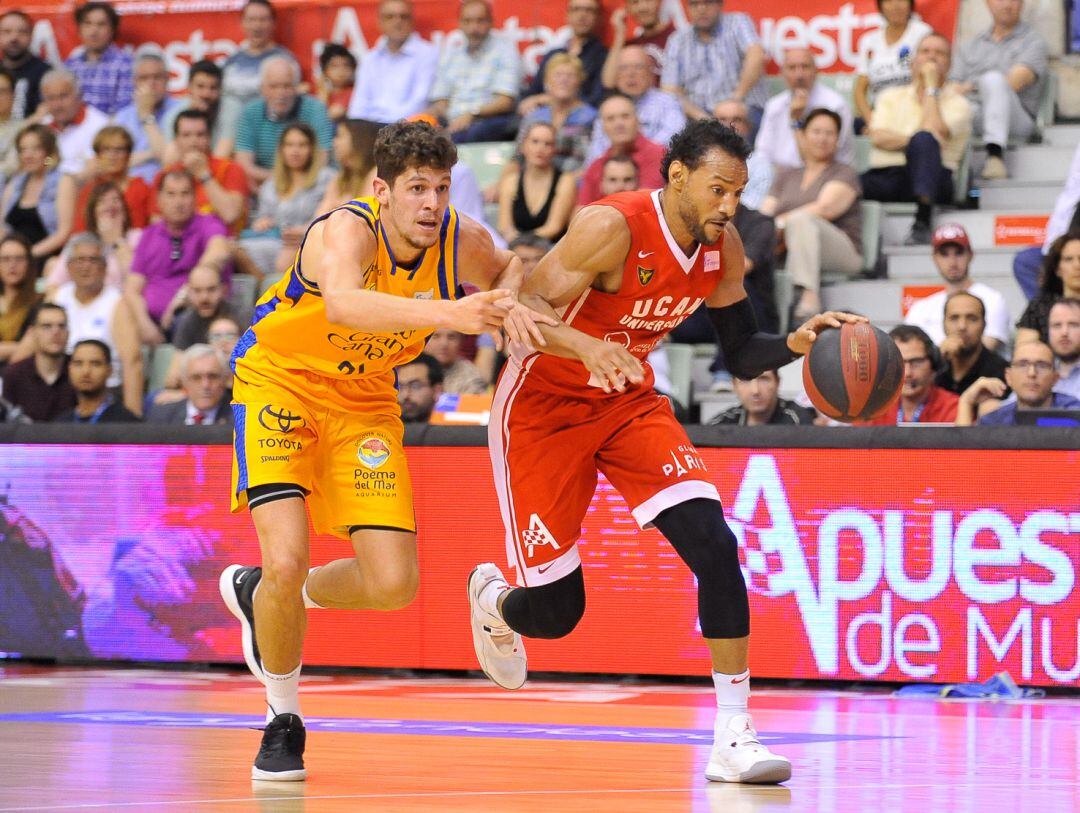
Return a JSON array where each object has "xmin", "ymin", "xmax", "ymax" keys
[
  {"xmin": 904, "ymin": 221, "xmax": 932, "ymax": 246},
  {"xmin": 252, "ymin": 713, "xmax": 307, "ymax": 781},
  {"xmin": 219, "ymin": 564, "xmax": 264, "ymax": 684}
]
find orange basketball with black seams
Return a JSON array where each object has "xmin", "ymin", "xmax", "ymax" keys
[{"xmin": 802, "ymin": 323, "xmax": 903, "ymax": 422}]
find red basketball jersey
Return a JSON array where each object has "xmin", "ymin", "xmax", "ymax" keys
[{"xmin": 516, "ymin": 189, "xmax": 724, "ymax": 398}]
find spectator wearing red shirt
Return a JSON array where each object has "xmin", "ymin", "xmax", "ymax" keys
[
  {"xmin": 73, "ymin": 126, "xmax": 154, "ymax": 231},
  {"xmin": 865, "ymin": 325, "xmax": 959, "ymax": 424},
  {"xmin": 152, "ymin": 109, "xmax": 248, "ymax": 235},
  {"xmin": 577, "ymin": 92, "xmax": 664, "ymax": 206},
  {"xmin": 316, "ymin": 43, "xmax": 356, "ymax": 122}
]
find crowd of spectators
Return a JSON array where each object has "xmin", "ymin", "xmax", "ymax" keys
[{"xmin": 0, "ymin": 0, "xmax": 1076, "ymax": 431}]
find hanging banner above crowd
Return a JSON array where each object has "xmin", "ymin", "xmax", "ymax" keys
[{"xmin": 17, "ymin": 0, "xmax": 961, "ymax": 91}]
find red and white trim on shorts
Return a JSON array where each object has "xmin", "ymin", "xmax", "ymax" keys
[
  {"xmin": 517, "ymin": 543, "xmax": 582, "ymax": 587},
  {"xmin": 489, "ymin": 354, "xmax": 540, "ymax": 587},
  {"xmin": 631, "ymin": 480, "xmax": 722, "ymax": 529}
]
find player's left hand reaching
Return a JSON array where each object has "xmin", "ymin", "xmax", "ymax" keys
[
  {"xmin": 447, "ymin": 289, "xmax": 516, "ymax": 335},
  {"xmin": 493, "ymin": 297, "xmax": 560, "ymax": 352},
  {"xmin": 786, "ymin": 311, "xmax": 867, "ymax": 356}
]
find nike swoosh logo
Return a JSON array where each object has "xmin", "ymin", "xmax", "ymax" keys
[
  {"xmin": 731, "ymin": 675, "xmax": 749, "ymax": 684},
  {"xmin": 637, "ymin": 250, "xmax": 654, "ymax": 259},
  {"xmin": 538, "ymin": 562, "xmax": 556, "ymax": 574},
  {"xmin": 235, "ymin": 573, "xmax": 245, "ymax": 586}
]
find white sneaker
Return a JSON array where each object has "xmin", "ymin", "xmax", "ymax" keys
[
  {"xmin": 467, "ymin": 563, "xmax": 527, "ymax": 690},
  {"xmin": 705, "ymin": 713, "xmax": 791, "ymax": 784}
]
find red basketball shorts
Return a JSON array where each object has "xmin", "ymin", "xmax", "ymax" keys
[{"xmin": 489, "ymin": 357, "xmax": 721, "ymax": 587}]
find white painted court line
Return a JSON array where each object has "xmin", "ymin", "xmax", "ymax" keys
[
  {"xmin": 0, "ymin": 786, "xmax": 696, "ymax": 811},
  {"xmin": 0, "ymin": 781, "xmax": 1077, "ymax": 812}
]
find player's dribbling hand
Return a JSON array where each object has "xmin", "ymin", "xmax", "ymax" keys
[
  {"xmin": 786, "ymin": 311, "xmax": 867, "ymax": 355},
  {"xmin": 580, "ymin": 337, "xmax": 645, "ymax": 394},
  {"xmin": 449, "ymin": 288, "xmax": 514, "ymax": 334}
]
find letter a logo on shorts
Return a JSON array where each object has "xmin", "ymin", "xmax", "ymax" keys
[{"xmin": 522, "ymin": 514, "xmax": 560, "ymax": 559}]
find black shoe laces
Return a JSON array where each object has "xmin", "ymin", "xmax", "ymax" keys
[{"xmin": 258, "ymin": 715, "xmax": 305, "ymax": 760}]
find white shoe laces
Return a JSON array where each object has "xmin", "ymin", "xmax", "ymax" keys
[{"xmin": 725, "ymin": 715, "xmax": 763, "ymax": 749}]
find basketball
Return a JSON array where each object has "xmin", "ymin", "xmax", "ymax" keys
[{"xmin": 801, "ymin": 322, "xmax": 903, "ymax": 422}]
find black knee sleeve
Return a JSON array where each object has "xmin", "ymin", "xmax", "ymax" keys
[
  {"xmin": 247, "ymin": 482, "xmax": 307, "ymax": 511},
  {"xmin": 653, "ymin": 498, "xmax": 749, "ymax": 639},
  {"xmin": 501, "ymin": 567, "xmax": 586, "ymax": 639}
]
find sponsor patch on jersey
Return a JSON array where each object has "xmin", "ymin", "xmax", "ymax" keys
[
  {"xmin": 357, "ymin": 436, "xmax": 392, "ymax": 469},
  {"xmin": 704, "ymin": 251, "xmax": 720, "ymax": 273},
  {"xmin": 637, "ymin": 266, "xmax": 654, "ymax": 286},
  {"xmin": 414, "ymin": 289, "xmax": 434, "ymax": 300}
]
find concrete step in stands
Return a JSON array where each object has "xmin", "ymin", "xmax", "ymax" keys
[
  {"xmin": 882, "ymin": 245, "xmax": 1020, "ymax": 279},
  {"xmin": 822, "ymin": 274, "xmax": 1027, "ymax": 328},
  {"xmin": 1004, "ymin": 146, "xmax": 1078, "ymax": 181},
  {"xmin": 975, "ymin": 180, "xmax": 1062, "ymax": 210},
  {"xmin": 1040, "ymin": 125, "xmax": 1080, "ymax": 149},
  {"xmin": 882, "ymin": 208, "xmax": 1050, "ymax": 249}
]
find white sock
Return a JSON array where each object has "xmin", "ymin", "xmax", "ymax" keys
[
  {"xmin": 477, "ymin": 579, "xmax": 511, "ymax": 627},
  {"xmin": 712, "ymin": 670, "xmax": 751, "ymax": 727},
  {"xmin": 264, "ymin": 664, "xmax": 302, "ymax": 723},
  {"xmin": 302, "ymin": 567, "xmax": 324, "ymax": 609}
]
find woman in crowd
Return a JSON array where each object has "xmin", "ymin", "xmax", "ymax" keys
[
  {"xmin": 316, "ymin": 118, "xmax": 379, "ymax": 213},
  {"xmin": 0, "ymin": 124, "xmax": 76, "ymax": 261},
  {"xmin": 0, "ymin": 233, "xmax": 41, "ymax": 365},
  {"xmin": 1016, "ymin": 232, "xmax": 1080, "ymax": 344},
  {"xmin": 853, "ymin": 0, "xmax": 932, "ymax": 131},
  {"xmin": 74, "ymin": 126, "xmax": 153, "ymax": 231},
  {"xmin": 241, "ymin": 123, "xmax": 334, "ymax": 277},
  {"xmin": 497, "ymin": 122, "xmax": 576, "ymax": 244},
  {"xmin": 45, "ymin": 182, "xmax": 142, "ymax": 294},
  {"xmin": 517, "ymin": 53, "xmax": 597, "ymax": 173},
  {"xmin": 760, "ymin": 108, "xmax": 863, "ymax": 324}
]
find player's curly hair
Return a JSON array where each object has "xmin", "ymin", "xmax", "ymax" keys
[
  {"xmin": 660, "ymin": 119, "xmax": 751, "ymax": 183},
  {"xmin": 374, "ymin": 121, "xmax": 458, "ymax": 188}
]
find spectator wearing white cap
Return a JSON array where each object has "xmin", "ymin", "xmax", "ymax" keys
[{"xmin": 902, "ymin": 223, "xmax": 1011, "ymax": 352}]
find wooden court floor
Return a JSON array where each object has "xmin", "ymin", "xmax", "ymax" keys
[{"xmin": 0, "ymin": 666, "xmax": 1076, "ymax": 812}]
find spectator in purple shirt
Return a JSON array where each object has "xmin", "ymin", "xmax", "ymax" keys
[
  {"xmin": 64, "ymin": 2, "xmax": 133, "ymax": 116},
  {"xmin": 125, "ymin": 168, "xmax": 231, "ymax": 345}
]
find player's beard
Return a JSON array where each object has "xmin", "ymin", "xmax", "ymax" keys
[
  {"xmin": 390, "ymin": 209, "xmax": 440, "ymax": 251},
  {"xmin": 679, "ymin": 194, "xmax": 721, "ymax": 246}
]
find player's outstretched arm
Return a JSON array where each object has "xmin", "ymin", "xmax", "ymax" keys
[
  {"xmin": 514, "ymin": 205, "xmax": 645, "ymax": 392},
  {"xmin": 454, "ymin": 214, "xmax": 558, "ymax": 348},
  {"xmin": 706, "ymin": 223, "xmax": 865, "ymax": 379},
  {"xmin": 315, "ymin": 210, "xmax": 513, "ymax": 335}
]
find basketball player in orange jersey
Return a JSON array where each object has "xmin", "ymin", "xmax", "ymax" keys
[
  {"xmin": 218, "ymin": 121, "xmax": 553, "ymax": 781},
  {"xmin": 468, "ymin": 119, "xmax": 863, "ymax": 784}
]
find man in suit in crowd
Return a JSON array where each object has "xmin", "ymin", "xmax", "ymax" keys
[{"xmin": 146, "ymin": 343, "xmax": 231, "ymax": 425}]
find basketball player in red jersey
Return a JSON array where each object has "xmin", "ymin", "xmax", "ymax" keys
[{"xmin": 467, "ymin": 119, "xmax": 863, "ymax": 784}]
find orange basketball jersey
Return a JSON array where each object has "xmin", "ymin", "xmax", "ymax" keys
[{"xmin": 516, "ymin": 189, "xmax": 725, "ymax": 398}]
